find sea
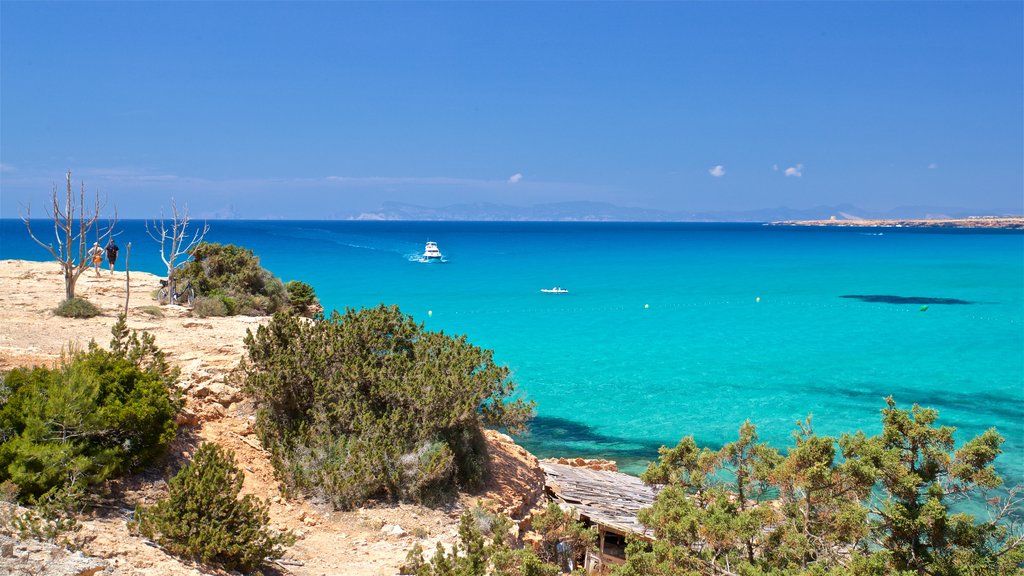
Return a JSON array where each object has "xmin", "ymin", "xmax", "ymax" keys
[{"xmin": 2, "ymin": 220, "xmax": 1022, "ymax": 492}]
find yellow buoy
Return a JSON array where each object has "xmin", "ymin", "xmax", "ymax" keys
[
  {"xmin": 756, "ymin": 297, "xmax": 761, "ymax": 303},
  {"xmin": 644, "ymin": 303, "xmax": 649, "ymax": 309},
  {"xmin": 428, "ymin": 310, "xmax": 433, "ymax": 317}
]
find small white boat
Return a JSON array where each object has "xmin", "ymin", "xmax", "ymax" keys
[
  {"xmin": 422, "ymin": 241, "xmax": 443, "ymax": 261},
  {"xmin": 540, "ymin": 287, "xmax": 569, "ymax": 294}
]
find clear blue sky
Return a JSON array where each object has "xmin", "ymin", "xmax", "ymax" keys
[{"xmin": 2, "ymin": 1, "xmax": 1021, "ymax": 219}]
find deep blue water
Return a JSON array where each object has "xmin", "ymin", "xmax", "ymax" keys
[{"xmin": 2, "ymin": 219, "xmax": 1022, "ymax": 489}]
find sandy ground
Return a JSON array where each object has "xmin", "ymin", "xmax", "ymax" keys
[{"xmin": 0, "ymin": 259, "xmax": 546, "ymax": 576}]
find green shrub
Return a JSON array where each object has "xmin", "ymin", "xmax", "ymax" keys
[
  {"xmin": 1, "ymin": 484, "xmax": 83, "ymax": 545},
  {"xmin": 285, "ymin": 280, "xmax": 320, "ymax": 316},
  {"xmin": 205, "ymin": 291, "xmax": 239, "ymax": 315},
  {"xmin": 0, "ymin": 480, "xmax": 17, "ymax": 503},
  {"xmin": 403, "ymin": 507, "xmax": 561, "ymax": 576},
  {"xmin": 285, "ymin": 280, "xmax": 316, "ymax": 306},
  {"xmin": 177, "ymin": 242, "xmax": 312, "ymax": 316},
  {"xmin": 133, "ymin": 443, "xmax": 293, "ymax": 572},
  {"xmin": 240, "ymin": 305, "xmax": 534, "ymax": 509},
  {"xmin": 0, "ymin": 317, "xmax": 179, "ymax": 501},
  {"xmin": 529, "ymin": 502, "xmax": 597, "ymax": 570},
  {"xmin": 54, "ymin": 297, "xmax": 101, "ymax": 318},
  {"xmin": 191, "ymin": 296, "xmax": 228, "ymax": 318},
  {"xmin": 137, "ymin": 305, "xmax": 164, "ymax": 318},
  {"xmin": 614, "ymin": 402, "xmax": 1022, "ymax": 576},
  {"xmin": 177, "ymin": 242, "xmax": 318, "ymax": 316}
]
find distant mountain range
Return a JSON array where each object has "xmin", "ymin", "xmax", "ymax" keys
[{"xmin": 342, "ymin": 201, "xmax": 1013, "ymax": 222}]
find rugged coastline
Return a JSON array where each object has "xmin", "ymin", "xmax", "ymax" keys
[
  {"xmin": 0, "ymin": 259, "xmax": 548, "ymax": 576},
  {"xmin": 768, "ymin": 216, "xmax": 1024, "ymax": 229}
]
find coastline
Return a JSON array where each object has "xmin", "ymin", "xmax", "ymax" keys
[
  {"xmin": 0, "ymin": 259, "xmax": 547, "ymax": 576},
  {"xmin": 767, "ymin": 216, "xmax": 1024, "ymax": 229}
]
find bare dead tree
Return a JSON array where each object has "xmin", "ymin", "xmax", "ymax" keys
[
  {"xmin": 22, "ymin": 170, "xmax": 107, "ymax": 301},
  {"xmin": 146, "ymin": 200, "xmax": 209, "ymax": 290}
]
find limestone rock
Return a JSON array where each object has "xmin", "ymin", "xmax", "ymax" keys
[
  {"xmin": 381, "ymin": 524, "xmax": 407, "ymax": 538},
  {"xmin": 192, "ymin": 382, "xmax": 242, "ymax": 406},
  {"xmin": 541, "ymin": 456, "xmax": 618, "ymax": 472},
  {"xmin": 0, "ymin": 535, "xmax": 107, "ymax": 576}
]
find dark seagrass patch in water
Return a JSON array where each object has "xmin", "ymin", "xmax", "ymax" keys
[{"xmin": 840, "ymin": 294, "xmax": 975, "ymax": 305}]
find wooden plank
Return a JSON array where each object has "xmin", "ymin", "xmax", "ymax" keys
[{"xmin": 540, "ymin": 462, "xmax": 658, "ymax": 538}]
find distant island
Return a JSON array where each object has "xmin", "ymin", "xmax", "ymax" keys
[
  {"xmin": 769, "ymin": 216, "xmax": 1024, "ymax": 229},
  {"xmin": 342, "ymin": 201, "xmax": 1023, "ymax": 223}
]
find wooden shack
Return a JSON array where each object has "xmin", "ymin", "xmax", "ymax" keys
[{"xmin": 540, "ymin": 461, "xmax": 659, "ymax": 573}]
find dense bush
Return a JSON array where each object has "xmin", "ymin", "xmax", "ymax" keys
[
  {"xmin": 0, "ymin": 317, "xmax": 179, "ymax": 502},
  {"xmin": 240, "ymin": 305, "xmax": 535, "ymax": 509},
  {"xmin": 177, "ymin": 242, "xmax": 319, "ymax": 316},
  {"xmin": 614, "ymin": 399, "xmax": 1023, "ymax": 576},
  {"xmin": 133, "ymin": 443, "xmax": 293, "ymax": 572},
  {"xmin": 54, "ymin": 297, "xmax": 101, "ymax": 318}
]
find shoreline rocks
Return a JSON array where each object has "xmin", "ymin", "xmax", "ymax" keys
[{"xmin": 541, "ymin": 457, "xmax": 618, "ymax": 472}]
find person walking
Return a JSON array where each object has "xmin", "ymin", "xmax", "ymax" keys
[
  {"xmin": 88, "ymin": 242, "xmax": 104, "ymax": 276},
  {"xmin": 105, "ymin": 239, "xmax": 119, "ymax": 275}
]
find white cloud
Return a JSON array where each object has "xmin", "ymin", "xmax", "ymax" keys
[
  {"xmin": 928, "ymin": 163, "xmax": 938, "ymax": 169},
  {"xmin": 83, "ymin": 167, "xmax": 179, "ymax": 182},
  {"xmin": 0, "ymin": 163, "xmax": 14, "ymax": 172},
  {"xmin": 325, "ymin": 175, "xmax": 489, "ymax": 186},
  {"xmin": 508, "ymin": 173, "xmax": 523, "ymax": 184},
  {"xmin": 708, "ymin": 165, "xmax": 726, "ymax": 178},
  {"xmin": 784, "ymin": 163, "xmax": 803, "ymax": 177}
]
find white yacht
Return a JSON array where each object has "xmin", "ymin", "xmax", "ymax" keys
[
  {"xmin": 422, "ymin": 241, "xmax": 443, "ymax": 261},
  {"xmin": 540, "ymin": 287, "xmax": 569, "ymax": 294}
]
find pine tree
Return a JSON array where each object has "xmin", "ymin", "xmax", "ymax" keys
[
  {"xmin": 240, "ymin": 305, "xmax": 535, "ymax": 509},
  {"xmin": 841, "ymin": 396, "xmax": 1022, "ymax": 574},
  {"xmin": 133, "ymin": 443, "xmax": 293, "ymax": 572},
  {"xmin": 0, "ymin": 321, "xmax": 178, "ymax": 501}
]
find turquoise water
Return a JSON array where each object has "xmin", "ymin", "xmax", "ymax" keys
[{"xmin": 2, "ymin": 220, "xmax": 1022, "ymax": 487}]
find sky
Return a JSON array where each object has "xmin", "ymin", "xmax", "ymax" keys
[{"xmin": 1, "ymin": 1, "xmax": 1022, "ymax": 219}]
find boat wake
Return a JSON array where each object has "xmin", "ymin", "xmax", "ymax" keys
[{"xmin": 408, "ymin": 254, "xmax": 447, "ymax": 263}]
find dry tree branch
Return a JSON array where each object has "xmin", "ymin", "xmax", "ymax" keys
[{"xmin": 146, "ymin": 199, "xmax": 209, "ymax": 284}]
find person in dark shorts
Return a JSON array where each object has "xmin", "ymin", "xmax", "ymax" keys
[{"xmin": 105, "ymin": 239, "xmax": 119, "ymax": 275}]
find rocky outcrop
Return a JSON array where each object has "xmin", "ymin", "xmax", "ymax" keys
[
  {"xmin": 541, "ymin": 457, "xmax": 619, "ymax": 472},
  {"xmin": 0, "ymin": 534, "xmax": 107, "ymax": 576},
  {"xmin": 478, "ymin": 431, "xmax": 547, "ymax": 521}
]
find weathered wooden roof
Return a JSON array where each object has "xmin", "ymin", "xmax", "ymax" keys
[{"xmin": 540, "ymin": 462, "xmax": 658, "ymax": 539}]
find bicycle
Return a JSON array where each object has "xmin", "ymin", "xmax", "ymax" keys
[{"xmin": 158, "ymin": 278, "xmax": 196, "ymax": 306}]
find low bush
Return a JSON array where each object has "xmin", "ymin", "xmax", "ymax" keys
[
  {"xmin": 402, "ymin": 507, "xmax": 562, "ymax": 576},
  {"xmin": 133, "ymin": 443, "xmax": 293, "ymax": 572},
  {"xmin": 0, "ymin": 317, "xmax": 179, "ymax": 502},
  {"xmin": 240, "ymin": 305, "xmax": 534, "ymax": 509},
  {"xmin": 137, "ymin": 305, "xmax": 164, "ymax": 318},
  {"xmin": 191, "ymin": 296, "xmax": 228, "ymax": 318},
  {"xmin": 0, "ymin": 484, "xmax": 83, "ymax": 545},
  {"xmin": 54, "ymin": 297, "xmax": 100, "ymax": 318},
  {"xmin": 529, "ymin": 502, "xmax": 596, "ymax": 571}
]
